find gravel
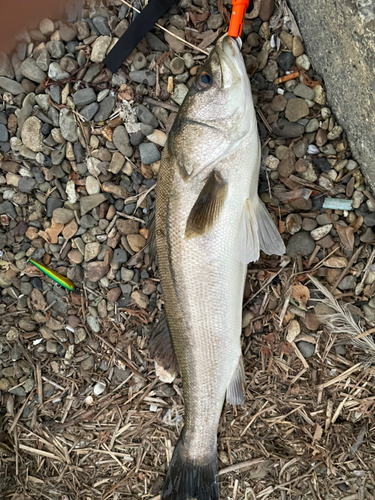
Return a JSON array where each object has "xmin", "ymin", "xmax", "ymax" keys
[{"xmin": 0, "ymin": 5, "xmax": 372, "ymax": 499}]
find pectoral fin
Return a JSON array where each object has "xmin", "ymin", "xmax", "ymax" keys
[
  {"xmin": 237, "ymin": 197, "xmax": 285, "ymax": 264},
  {"xmin": 226, "ymin": 356, "xmax": 245, "ymax": 405},
  {"xmin": 149, "ymin": 313, "xmax": 178, "ymax": 377},
  {"xmin": 185, "ymin": 170, "xmax": 228, "ymax": 239}
]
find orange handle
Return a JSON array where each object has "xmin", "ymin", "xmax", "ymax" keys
[{"xmin": 228, "ymin": 0, "xmax": 249, "ymax": 38}]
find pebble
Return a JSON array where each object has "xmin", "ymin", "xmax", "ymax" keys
[
  {"xmin": 87, "ymin": 316, "xmax": 101, "ymax": 333},
  {"xmin": 59, "ymin": 109, "xmax": 78, "ymax": 142},
  {"xmin": 172, "ymin": 84, "xmax": 188, "ymax": 105},
  {"xmin": 164, "ymin": 26, "xmax": 185, "ymax": 52},
  {"xmin": 20, "ymin": 57, "xmax": 47, "ymax": 82},
  {"xmin": 286, "ymin": 232, "xmax": 315, "ymax": 257},
  {"xmin": 338, "ymin": 275, "xmax": 356, "ymax": 291},
  {"xmin": 146, "ymin": 32, "xmax": 168, "ymax": 51},
  {"xmin": 90, "ymin": 36, "xmax": 111, "ymax": 63},
  {"xmin": 296, "ymin": 54, "xmax": 311, "ymax": 70},
  {"xmin": 131, "ymin": 290, "xmax": 149, "ymax": 309},
  {"xmin": 86, "ymin": 176, "xmax": 101, "ymax": 195},
  {"xmin": 286, "ymin": 213, "xmax": 302, "ymax": 234},
  {"xmin": 278, "ymin": 52, "xmax": 294, "ymax": 71},
  {"xmin": 18, "ymin": 177, "xmax": 36, "ymax": 193},
  {"xmin": 94, "ymin": 381, "xmax": 106, "ymax": 395},
  {"xmin": 81, "ymin": 354, "xmax": 95, "ymax": 370},
  {"xmin": 0, "ymin": 76, "xmax": 24, "ymax": 95},
  {"xmin": 297, "ymin": 341, "xmax": 315, "ymax": 358},
  {"xmin": 285, "ymin": 98, "xmax": 309, "ymax": 123},
  {"xmin": 80, "ymin": 194, "xmax": 107, "ymax": 215},
  {"xmin": 73, "ymin": 88, "xmax": 97, "ymax": 106},
  {"xmin": 48, "ymin": 61, "xmax": 70, "ymax": 81},
  {"xmin": 94, "ymin": 95, "xmax": 115, "ymax": 122},
  {"xmin": 311, "ymin": 224, "xmax": 332, "ymax": 241},
  {"xmin": 259, "ymin": 0, "xmax": 275, "ymax": 21},
  {"xmin": 113, "ymin": 125, "xmax": 133, "ymax": 157},
  {"xmin": 136, "ymin": 105, "xmax": 158, "ymax": 128},
  {"xmin": 170, "ymin": 57, "xmax": 185, "ymax": 75},
  {"xmin": 92, "ymin": 16, "xmax": 111, "ymax": 36},
  {"xmin": 139, "ymin": 143, "xmax": 161, "ymax": 164},
  {"xmin": 292, "ymin": 36, "xmax": 304, "ymax": 57},
  {"xmin": 272, "ymin": 119, "xmax": 305, "ymax": 138},
  {"xmin": 21, "ymin": 116, "xmax": 43, "ymax": 152},
  {"xmin": 129, "ymin": 69, "xmax": 156, "ymax": 86},
  {"xmin": 293, "ymin": 83, "xmax": 315, "ymax": 100}
]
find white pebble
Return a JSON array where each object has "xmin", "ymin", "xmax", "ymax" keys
[
  {"xmin": 66, "ymin": 180, "xmax": 78, "ymax": 204},
  {"xmin": 146, "ymin": 129, "xmax": 167, "ymax": 147},
  {"xmin": 296, "ymin": 54, "xmax": 310, "ymax": 71},
  {"xmin": 94, "ymin": 381, "xmax": 106, "ymax": 396},
  {"xmin": 265, "ymin": 155, "xmax": 280, "ymax": 171},
  {"xmin": 86, "ymin": 176, "xmax": 101, "ymax": 195},
  {"xmin": 311, "ymin": 224, "xmax": 332, "ymax": 241}
]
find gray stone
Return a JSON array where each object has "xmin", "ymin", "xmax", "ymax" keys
[
  {"xmin": 73, "ymin": 88, "xmax": 97, "ymax": 106},
  {"xmin": 129, "ymin": 70, "xmax": 156, "ymax": 86},
  {"xmin": 288, "ymin": 0, "xmax": 375, "ymax": 195},
  {"xmin": 87, "ymin": 316, "xmax": 100, "ymax": 333},
  {"xmin": 286, "ymin": 232, "xmax": 315, "ymax": 258},
  {"xmin": 305, "ymin": 118, "xmax": 319, "ymax": 133},
  {"xmin": 113, "ymin": 248, "xmax": 128, "ymax": 264},
  {"xmin": 80, "ymin": 194, "xmax": 107, "ymax": 216},
  {"xmin": 136, "ymin": 104, "xmax": 158, "ymax": 128},
  {"xmin": 139, "ymin": 143, "xmax": 161, "ymax": 165},
  {"xmin": 48, "ymin": 62, "xmax": 70, "ymax": 81},
  {"xmin": 272, "ymin": 119, "xmax": 305, "ymax": 138},
  {"xmin": 92, "ymin": 16, "xmax": 111, "ymax": 35},
  {"xmin": 80, "ymin": 102, "xmax": 99, "ymax": 122},
  {"xmin": 0, "ymin": 124, "xmax": 8, "ymax": 142},
  {"xmin": 113, "ymin": 125, "xmax": 133, "ymax": 157},
  {"xmin": 338, "ymin": 275, "xmax": 356, "ymax": 291},
  {"xmin": 18, "ymin": 177, "xmax": 36, "ymax": 193},
  {"xmin": 0, "ymin": 52, "xmax": 14, "ymax": 78},
  {"xmin": 145, "ymin": 32, "xmax": 168, "ymax": 51},
  {"xmin": 129, "ymin": 131, "xmax": 145, "ymax": 146},
  {"xmin": 133, "ymin": 52, "xmax": 147, "ymax": 70},
  {"xmin": 297, "ymin": 341, "xmax": 315, "ymax": 358},
  {"xmin": 20, "ymin": 57, "xmax": 47, "ymax": 83},
  {"xmin": 0, "ymin": 76, "xmax": 24, "ymax": 95},
  {"xmin": 46, "ymin": 41, "xmax": 66, "ymax": 59},
  {"xmin": 207, "ymin": 13, "xmax": 223, "ymax": 30},
  {"xmin": 363, "ymin": 304, "xmax": 375, "ymax": 322},
  {"xmin": 46, "ymin": 197, "xmax": 63, "ymax": 217},
  {"xmin": 83, "ymin": 64, "xmax": 101, "ymax": 83},
  {"xmin": 50, "ymin": 85, "xmax": 61, "ymax": 104},
  {"xmin": 36, "ymin": 49, "xmax": 51, "ymax": 71},
  {"xmin": 285, "ymin": 98, "xmax": 309, "ymax": 122},
  {"xmin": 80, "ymin": 214, "xmax": 96, "ymax": 228},
  {"xmin": 293, "ymin": 83, "xmax": 315, "ymax": 100},
  {"xmin": 59, "ymin": 109, "xmax": 78, "ymax": 142},
  {"xmin": 0, "ymin": 200, "xmax": 17, "ymax": 219},
  {"xmin": 94, "ymin": 95, "xmax": 115, "ymax": 122}
]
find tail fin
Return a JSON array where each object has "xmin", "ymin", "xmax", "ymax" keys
[{"xmin": 161, "ymin": 431, "xmax": 219, "ymax": 500}]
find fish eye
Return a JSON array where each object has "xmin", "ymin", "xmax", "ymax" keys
[{"xmin": 197, "ymin": 71, "xmax": 212, "ymax": 89}]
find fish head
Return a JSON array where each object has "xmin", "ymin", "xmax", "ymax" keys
[{"xmin": 168, "ymin": 36, "xmax": 256, "ymax": 179}]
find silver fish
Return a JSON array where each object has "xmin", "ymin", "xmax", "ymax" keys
[{"xmin": 151, "ymin": 35, "xmax": 285, "ymax": 500}]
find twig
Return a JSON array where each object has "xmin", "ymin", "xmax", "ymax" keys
[
  {"xmin": 93, "ymin": 332, "xmax": 146, "ymax": 380},
  {"xmin": 317, "ymin": 362, "xmax": 362, "ymax": 390},
  {"xmin": 331, "ymin": 245, "xmax": 364, "ymax": 292},
  {"xmin": 244, "ymin": 259, "xmax": 289, "ymax": 307}
]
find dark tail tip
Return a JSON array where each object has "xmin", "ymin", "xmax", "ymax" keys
[{"xmin": 161, "ymin": 433, "xmax": 219, "ymax": 500}]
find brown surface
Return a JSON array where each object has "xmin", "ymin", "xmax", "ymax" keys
[{"xmin": 0, "ymin": 0, "xmax": 83, "ymax": 53}]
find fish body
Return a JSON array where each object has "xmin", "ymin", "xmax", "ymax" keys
[
  {"xmin": 29, "ymin": 259, "xmax": 80, "ymax": 293},
  {"xmin": 153, "ymin": 36, "xmax": 285, "ymax": 500}
]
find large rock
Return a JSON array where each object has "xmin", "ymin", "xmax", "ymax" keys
[{"xmin": 288, "ymin": 0, "xmax": 375, "ymax": 193}]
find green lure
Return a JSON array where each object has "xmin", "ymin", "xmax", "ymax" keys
[{"xmin": 29, "ymin": 259, "xmax": 81, "ymax": 294}]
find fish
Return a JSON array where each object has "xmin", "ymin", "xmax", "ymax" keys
[
  {"xmin": 29, "ymin": 259, "xmax": 81, "ymax": 293},
  {"xmin": 150, "ymin": 35, "xmax": 285, "ymax": 500}
]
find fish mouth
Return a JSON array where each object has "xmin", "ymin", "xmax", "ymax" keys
[{"xmin": 215, "ymin": 35, "xmax": 247, "ymax": 90}]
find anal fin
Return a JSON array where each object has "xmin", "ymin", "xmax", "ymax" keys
[
  {"xmin": 185, "ymin": 169, "xmax": 228, "ymax": 239},
  {"xmin": 149, "ymin": 313, "xmax": 178, "ymax": 381},
  {"xmin": 226, "ymin": 356, "xmax": 245, "ymax": 406}
]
